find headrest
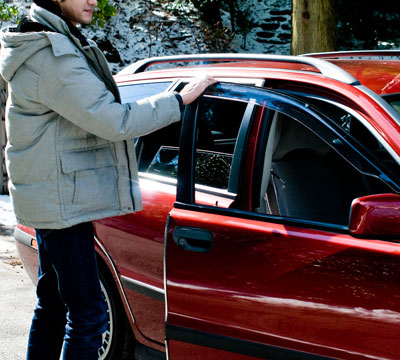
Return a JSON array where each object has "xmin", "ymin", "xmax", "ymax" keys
[{"xmin": 272, "ymin": 114, "xmax": 329, "ymax": 161}]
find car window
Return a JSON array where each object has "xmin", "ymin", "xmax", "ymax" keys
[
  {"xmin": 173, "ymin": 83, "xmax": 399, "ymax": 223},
  {"xmin": 137, "ymin": 121, "xmax": 182, "ymax": 173},
  {"xmin": 139, "ymin": 96, "xmax": 245, "ymax": 193},
  {"xmin": 119, "ymin": 81, "xmax": 172, "ymax": 103},
  {"xmin": 147, "ymin": 146, "xmax": 233, "ymax": 189},
  {"xmin": 192, "ymin": 96, "xmax": 247, "ymax": 192},
  {"xmin": 298, "ymin": 95, "xmax": 400, "ymax": 183},
  {"xmin": 273, "ymin": 90, "xmax": 400, "ymax": 183},
  {"xmin": 255, "ymin": 110, "xmax": 394, "ymax": 226}
]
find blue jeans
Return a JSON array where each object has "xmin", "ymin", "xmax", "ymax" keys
[{"xmin": 27, "ymin": 222, "xmax": 108, "ymax": 360}]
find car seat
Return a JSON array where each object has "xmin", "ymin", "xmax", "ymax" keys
[{"xmin": 261, "ymin": 113, "xmax": 367, "ymax": 225}]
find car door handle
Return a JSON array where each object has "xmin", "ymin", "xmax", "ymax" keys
[{"xmin": 173, "ymin": 226, "xmax": 213, "ymax": 252}]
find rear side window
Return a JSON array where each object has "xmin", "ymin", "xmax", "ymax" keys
[
  {"xmin": 147, "ymin": 146, "xmax": 232, "ymax": 190},
  {"xmin": 193, "ymin": 96, "xmax": 246, "ymax": 190},
  {"xmin": 141, "ymin": 96, "xmax": 246, "ymax": 192}
]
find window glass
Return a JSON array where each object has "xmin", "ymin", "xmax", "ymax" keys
[
  {"xmin": 119, "ymin": 82, "xmax": 172, "ymax": 104},
  {"xmin": 256, "ymin": 110, "xmax": 393, "ymax": 226},
  {"xmin": 194, "ymin": 150, "xmax": 233, "ymax": 189},
  {"xmin": 144, "ymin": 96, "xmax": 246, "ymax": 194},
  {"xmin": 274, "ymin": 90, "xmax": 400, "ymax": 183},
  {"xmin": 137, "ymin": 122, "xmax": 182, "ymax": 173},
  {"xmin": 147, "ymin": 146, "xmax": 179, "ymax": 179},
  {"xmin": 302, "ymin": 96, "xmax": 400, "ymax": 182},
  {"xmin": 146, "ymin": 146, "xmax": 233, "ymax": 190},
  {"xmin": 193, "ymin": 96, "xmax": 246, "ymax": 191},
  {"xmin": 304, "ymin": 97, "xmax": 380, "ymax": 146}
]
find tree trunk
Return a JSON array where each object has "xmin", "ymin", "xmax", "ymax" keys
[
  {"xmin": 291, "ymin": 0, "xmax": 336, "ymax": 55},
  {"xmin": 228, "ymin": 0, "xmax": 236, "ymax": 33}
]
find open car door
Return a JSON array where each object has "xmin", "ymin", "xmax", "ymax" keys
[{"xmin": 165, "ymin": 83, "xmax": 400, "ymax": 360}]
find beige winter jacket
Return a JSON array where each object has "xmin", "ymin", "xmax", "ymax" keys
[{"xmin": 0, "ymin": 4, "xmax": 182, "ymax": 229}]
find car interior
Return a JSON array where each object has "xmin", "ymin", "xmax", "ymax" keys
[
  {"xmin": 257, "ymin": 111, "xmax": 384, "ymax": 225},
  {"xmin": 137, "ymin": 96, "xmax": 246, "ymax": 190}
]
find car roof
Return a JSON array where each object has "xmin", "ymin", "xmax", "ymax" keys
[
  {"xmin": 306, "ymin": 51, "xmax": 400, "ymax": 95},
  {"xmin": 114, "ymin": 52, "xmax": 400, "ymax": 159},
  {"xmin": 116, "ymin": 53, "xmax": 359, "ymax": 85},
  {"xmin": 115, "ymin": 52, "xmax": 400, "ymax": 95}
]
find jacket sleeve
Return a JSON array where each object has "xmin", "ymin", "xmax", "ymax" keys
[{"xmin": 36, "ymin": 47, "xmax": 182, "ymax": 142}]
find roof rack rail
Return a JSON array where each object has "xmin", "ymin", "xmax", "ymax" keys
[
  {"xmin": 303, "ymin": 50, "xmax": 400, "ymax": 59},
  {"xmin": 118, "ymin": 53, "xmax": 359, "ymax": 85}
]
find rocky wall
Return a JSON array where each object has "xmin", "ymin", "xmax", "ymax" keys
[{"xmin": 225, "ymin": 0, "xmax": 292, "ymax": 55}]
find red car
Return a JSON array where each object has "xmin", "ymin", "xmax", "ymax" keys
[{"xmin": 15, "ymin": 52, "xmax": 400, "ymax": 360}]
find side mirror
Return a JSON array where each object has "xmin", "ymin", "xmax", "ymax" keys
[{"xmin": 349, "ymin": 193, "xmax": 400, "ymax": 238}]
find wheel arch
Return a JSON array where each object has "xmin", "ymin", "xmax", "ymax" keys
[{"xmin": 94, "ymin": 237, "xmax": 136, "ymax": 330}]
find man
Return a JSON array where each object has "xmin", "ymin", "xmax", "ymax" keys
[{"xmin": 0, "ymin": 0, "xmax": 215, "ymax": 359}]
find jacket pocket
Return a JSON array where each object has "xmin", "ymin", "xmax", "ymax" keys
[{"xmin": 59, "ymin": 145, "xmax": 120, "ymax": 217}]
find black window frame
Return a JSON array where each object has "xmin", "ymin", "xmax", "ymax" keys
[{"xmin": 176, "ymin": 88, "xmax": 256, "ymax": 204}]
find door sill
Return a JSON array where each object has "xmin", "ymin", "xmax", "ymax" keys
[{"xmin": 135, "ymin": 342, "xmax": 166, "ymax": 360}]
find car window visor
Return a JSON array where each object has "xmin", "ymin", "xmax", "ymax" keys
[{"xmin": 203, "ymin": 83, "xmax": 397, "ymax": 191}]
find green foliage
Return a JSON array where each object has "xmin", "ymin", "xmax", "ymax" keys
[
  {"xmin": 0, "ymin": 1, "xmax": 18, "ymax": 27},
  {"xmin": 91, "ymin": 0, "xmax": 117, "ymax": 28}
]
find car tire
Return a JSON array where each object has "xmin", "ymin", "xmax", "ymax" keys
[{"xmin": 98, "ymin": 270, "xmax": 135, "ymax": 360}]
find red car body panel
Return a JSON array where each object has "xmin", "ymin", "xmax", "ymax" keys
[
  {"xmin": 331, "ymin": 59, "xmax": 400, "ymax": 94},
  {"xmin": 166, "ymin": 208, "xmax": 400, "ymax": 359},
  {"xmin": 93, "ymin": 176, "xmax": 234, "ymax": 346},
  {"xmin": 14, "ymin": 53, "xmax": 400, "ymax": 359},
  {"xmin": 349, "ymin": 193, "xmax": 400, "ymax": 236},
  {"xmin": 94, "ymin": 178, "xmax": 175, "ymax": 346}
]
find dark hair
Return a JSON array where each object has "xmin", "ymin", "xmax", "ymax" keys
[
  {"xmin": 32, "ymin": 0, "xmax": 89, "ymax": 47},
  {"xmin": 33, "ymin": 0, "xmax": 63, "ymax": 17}
]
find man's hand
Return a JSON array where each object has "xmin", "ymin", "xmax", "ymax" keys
[{"xmin": 179, "ymin": 74, "xmax": 217, "ymax": 105}]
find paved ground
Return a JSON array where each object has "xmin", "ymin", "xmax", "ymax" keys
[
  {"xmin": 0, "ymin": 224, "xmax": 136, "ymax": 360},
  {"xmin": 0, "ymin": 225, "xmax": 36, "ymax": 360}
]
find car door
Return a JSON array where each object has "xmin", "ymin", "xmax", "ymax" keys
[
  {"xmin": 94, "ymin": 80, "xmax": 181, "ymax": 346},
  {"xmin": 165, "ymin": 83, "xmax": 400, "ymax": 359}
]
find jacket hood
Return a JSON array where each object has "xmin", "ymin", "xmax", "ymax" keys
[
  {"xmin": 0, "ymin": 3, "xmax": 86, "ymax": 82},
  {"xmin": 0, "ymin": 30, "xmax": 50, "ymax": 82}
]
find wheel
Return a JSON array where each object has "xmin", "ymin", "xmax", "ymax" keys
[{"xmin": 98, "ymin": 270, "xmax": 134, "ymax": 360}]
